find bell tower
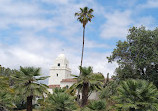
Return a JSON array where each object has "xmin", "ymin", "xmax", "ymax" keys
[{"xmin": 48, "ymin": 54, "xmax": 71, "ymax": 86}]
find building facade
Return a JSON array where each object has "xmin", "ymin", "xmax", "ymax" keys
[
  {"xmin": 48, "ymin": 54, "xmax": 76, "ymax": 93},
  {"xmin": 48, "ymin": 53, "xmax": 99, "ymax": 99}
]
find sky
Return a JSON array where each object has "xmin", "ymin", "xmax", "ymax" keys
[{"xmin": 0, "ymin": 0, "xmax": 158, "ymax": 83}]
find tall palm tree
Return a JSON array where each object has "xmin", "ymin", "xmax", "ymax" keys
[
  {"xmin": 113, "ymin": 79, "xmax": 158, "ymax": 111},
  {"xmin": 70, "ymin": 66, "xmax": 104, "ymax": 107},
  {"xmin": 14, "ymin": 66, "xmax": 49, "ymax": 111},
  {"xmin": 75, "ymin": 7, "xmax": 94, "ymax": 104},
  {"xmin": 75, "ymin": 7, "xmax": 94, "ymax": 68}
]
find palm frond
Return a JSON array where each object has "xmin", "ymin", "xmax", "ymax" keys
[
  {"xmin": 75, "ymin": 7, "xmax": 94, "ymax": 27},
  {"xmin": 36, "ymin": 76, "xmax": 50, "ymax": 81},
  {"xmin": 113, "ymin": 79, "xmax": 158, "ymax": 110}
]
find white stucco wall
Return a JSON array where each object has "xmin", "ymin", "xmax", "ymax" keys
[
  {"xmin": 48, "ymin": 54, "xmax": 99, "ymax": 100},
  {"xmin": 89, "ymin": 91, "xmax": 99, "ymax": 100},
  {"xmin": 47, "ymin": 88, "xmax": 53, "ymax": 94},
  {"xmin": 48, "ymin": 68, "xmax": 71, "ymax": 85},
  {"xmin": 48, "ymin": 54, "xmax": 71, "ymax": 86},
  {"xmin": 60, "ymin": 81, "xmax": 75, "ymax": 88}
]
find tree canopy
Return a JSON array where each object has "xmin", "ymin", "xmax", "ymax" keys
[
  {"xmin": 113, "ymin": 79, "xmax": 158, "ymax": 111},
  {"xmin": 14, "ymin": 66, "xmax": 49, "ymax": 111},
  {"xmin": 107, "ymin": 26, "xmax": 158, "ymax": 88}
]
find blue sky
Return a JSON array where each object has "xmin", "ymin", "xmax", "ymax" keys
[{"xmin": 0, "ymin": 0, "xmax": 158, "ymax": 82}]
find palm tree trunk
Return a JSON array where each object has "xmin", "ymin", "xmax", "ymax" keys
[
  {"xmin": 27, "ymin": 96, "xmax": 33, "ymax": 111},
  {"xmin": 129, "ymin": 108, "xmax": 135, "ymax": 111},
  {"xmin": 77, "ymin": 26, "xmax": 85, "ymax": 104},
  {"xmin": 81, "ymin": 82, "xmax": 89, "ymax": 107},
  {"xmin": 80, "ymin": 26, "xmax": 85, "ymax": 67}
]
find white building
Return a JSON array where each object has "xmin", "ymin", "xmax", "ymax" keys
[
  {"xmin": 48, "ymin": 53, "xmax": 99, "ymax": 99},
  {"xmin": 48, "ymin": 53, "xmax": 76, "ymax": 93}
]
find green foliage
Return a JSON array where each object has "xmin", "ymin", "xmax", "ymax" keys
[
  {"xmin": 70, "ymin": 66, "xmax": 104, "ymax": 94},
  {"xmin": 14, "ymin": 66, "xmax": 49, "ymax": 98},
  {"xmin": 75, "ymin": 7, "xmax": 94, "ymax": 28},
  {"xmin": 0, "ymin": 65, "xmax": 19, "ymax": 87},
  {"xmin": 0, "ymin": 76, "xmax": 15, "ymax": 110},
  {"xmin": 107, "ymin": 26, "xmax": 158, "ymax": 88},
  {"xmin": 13, "ymin": 66, "xmax": 49, "ymax": 111},
  {"xmin": 53, "ymin": 87, "xmax": 66, "ymax": 94},
  {"xmin": 85, "ymin": 100, "xmax": 106, "ymax": 111},
  {"xmin": 99, "ymin": 80, "xmax": 119, "ymax": 111},
  {"xmin": 13, "ymin": 94, "xmax": 26, "ymax": 110},
  {"xmin": 0, "ymin": 66, "xmax": 27, "ymax": 110},
  {"xmin": 39, "ymin": 88, "xmax": 77, "ymax": 111},
  {"xmin": 0, "ymin": 66, "xmax": 49, "ymax": 110},
  {"xmin": 100, "ymin": 80, "xmax": 118, "ymax": 100},
  {"xmin": 0, "ymin": 76, "xmax": 10, "ymax": 91},
  {"xmin": 0, "ymin": 66, "xmax": 15, "ymax": 110},
  {"xmin": 113, "ymin": 79, "xmax": 158, "ymax": 111},
  {"xmin": 0, "ymin": 91, "xmax": 15, "ymax": 111},
  {"xmin": 70, "ymin": 66, "xmax": 104, "ymax": 106}
]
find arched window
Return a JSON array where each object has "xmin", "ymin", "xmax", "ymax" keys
[
  {"xmin": 66, "ymin": 85, "xmax": 69, "ymax": 88},
  {"xmin": 58, "ymin": 63, "xmax": 60, "ymax": 66},
  {"xmin": 57, "ymin": 74, "xmax": 58, "ymax": 77}
]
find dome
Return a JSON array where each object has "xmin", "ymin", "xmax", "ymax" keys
[
  {"xmin": 54, "ymin": 53, "xmax": 69, "ymax": 67},
  {"xmin": 56, "ymin": 53, "xmax": 68, "ymax": 62},
  {"xmin": 58, "ymin": 54, "xmax": 66, "ymax": 59}
]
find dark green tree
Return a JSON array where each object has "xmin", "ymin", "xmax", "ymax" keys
[
  {"xmin": 14, "ymin": 66, "xmax": 49, "ymax": 111},
  {"xmin": 0, "ymin": 76, "xmax": 14, "ymax": 111},
  {"xmin": 0, "ymin": 65, "xmax": 18, "ymax": 86},
  {"xmin": 107, "ymin": 26, "xmax": 158, "ymax": 88},
  {"xmin": 0, "ymin": 66, "xmax": 17, "ymax": 110},
  {"xmin": 113, "ymin": 79, "xmax": 158, "ymax": 111},
  {"xmin": 39, "ymin": 88, "xmax": 77, "ymax": 111},
  {"xmin": 99, "ymin": 79, "xmax": 119, "ymax": 110},
  {"xmin": 70, "ymin": 66, "xmax": 104, "ymax": 107},
  {"xmin": 83, "ymin": 100, "xmax": 106, "ymax": 111}
]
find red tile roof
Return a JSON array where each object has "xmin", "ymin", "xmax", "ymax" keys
[
  {"xmin": 61, "ymin": 78, "xmax": 77, "ymax": 82},
  {"xmin": 48, "ymin": 85, "xmax": 60, "ymax": 88}
]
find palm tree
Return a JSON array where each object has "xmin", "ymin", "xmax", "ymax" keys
[
  {"xmin": 75, "ymin": 7, "xmax": 94, "ymax": 68},
  {"xmin": 39, "ymin": 88, "xmax": 77, "ymax": 111},
  {"xmin": 14, "ymin": 66, "xmax": 49, "ymax": 111},
  {"xmin": 0, "ymin": 76, "xmax": 14, "ymax": 111},
  {"xmin": 85, "ymin": 100, "xmax": 106, "ymax": 111},
  {"xmin": 113, "ymin": 79, "xmax": 158, "ymax": 111},
  {"xmin": 99, "ymin": 80, "xmax": 119, "ymax": 110},
  {"xmin": 0, "ymin": 65, "xmax": 18, "ymax": 86},
  {"xmin": 75, "ymin": 7, "xmax": 94, "ymax": 104},
  {"xmin": 70, "ymin": 66, "xmax": 104, "ymax": 107},
  {"xmin": 0, "ymin": 76, "xmax": 10, "ymax": 91},
  {"xmin": 0, "ymin": 91, "xmax": 14, "ymax": 111}
]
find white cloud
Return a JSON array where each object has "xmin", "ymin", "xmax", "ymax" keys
[
  {"xmin": 85, "ymin": 39, "xmax": 113, "ymax": 49},
  {"xmin": 117, "ymin": 0, "xmax": 138, "ymax": 8},
  {"xmin": 100, "ymin": 10, "xmax": 132, "ymax": 39},
  {"xmin": 0, "ymin": 0, "xmax": 60, "ymax": 32},
  {"xmin": 0, "ymin": 34, "xmax": 117, "ymax": 84},
  {"xmin": 0, "ymin": 1, "xmax": 39, "ymax": 17},
  {"xmin": 134, "ymin": 16, "xmax": 156, "ymax": 29},
  {"xmin": 138, "ymin": 0, "xmax": 158, "ymax": 9},
  {"xmin": 83, "ymin": 52, "xmax": 117, "ymax": 77},
  {"xmin": 41, "ymin": 0, "xmax": 70, "ymax": 4},
  {"xmin": 2, "ymin": 0, "xmax": 151, "ymax": 84}
]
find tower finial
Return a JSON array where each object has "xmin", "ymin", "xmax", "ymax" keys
[{"xmin": 62, "ymin": 49, "xmax": 65, "ymax": 54}]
